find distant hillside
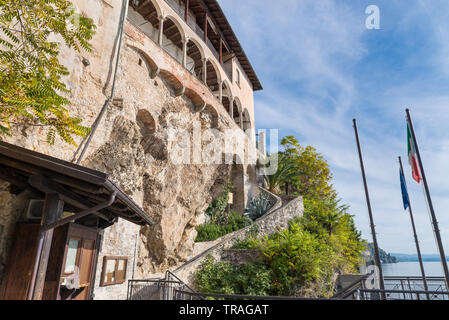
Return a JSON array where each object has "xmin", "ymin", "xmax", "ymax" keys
[
  {"xmin": 366, "ymin": 243, "xmax": 398, "ymax": 265},
  {"xmin": 392, "ymin": 253, "xmax": 449, "ymax": 262}
]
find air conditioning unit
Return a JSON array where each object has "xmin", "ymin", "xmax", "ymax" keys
[{"xmin": 25, "ymin": 199, "xmax": 45, "ymax": 221}]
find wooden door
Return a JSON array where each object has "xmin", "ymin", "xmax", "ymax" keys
[
  {"xmin": 0, "ymin": 223, "xmax": 40, "ymax": 300},
  {"xmin": 59, "ymin": 224, "xmax": 98, "ymax": 300},
  {"xmin": 72, "ymin": 239, "xmax": 96, "ymax": 300}
]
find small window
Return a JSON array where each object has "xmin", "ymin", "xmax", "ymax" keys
[
  {"xmin": 236, "ymin": 69, "xmax": 240, "ymax": 87},
  {"xmin": 64, "ymin": 238, "xmax": 81, "ymax": 275},
  {"xmin": 100, "ymin": 256, "xmax": 128, "ymax": 286}
]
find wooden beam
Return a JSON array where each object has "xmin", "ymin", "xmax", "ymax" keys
[
  {"xmin": 185, "ymin": 0, "xmax": 190, "ymax": 23},
  {"xmin": 204, "ymin": 12, "xmax": 208, "ymax": 42},
  {"xmin": 29, "ymin": 193, "xmax": 63, "ymax": 300},
  {"xmin": 219, "ymin": 38, "xmax": 223, "ymax": 64},
  {"xmin": 136, "ymin": 0, "xmax": 150, "ymax": 11}
]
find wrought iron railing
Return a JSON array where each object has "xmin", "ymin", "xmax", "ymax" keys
[
  {"xmin": 173, "ymin": 290, "xmax": 324, "ymax": 301},
  {"xmin": 337, "ymin": 275, "xmax": 449, "ymax": 300},
  {"xmin": 127, "ymin": 271, "xmax": 199, "ymax": 300}
]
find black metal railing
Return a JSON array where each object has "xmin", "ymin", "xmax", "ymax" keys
[
  {"xmin": 338, "ymin": 275, "xmax": 449, "ymax": 300},
  {"xmin": 127, "ymin": 271, "xmax": 199, "ymax": 300},
  {"xmin": 357, "ymin": 288, "xmax": 449, "ymax": 300},
  {"xmin": 333, "ymin": 275, "xmax": 368, "ymax": 300},
  {"xmin": 173, "ymin": 290, "xmax": 324, "ymax": 301}
]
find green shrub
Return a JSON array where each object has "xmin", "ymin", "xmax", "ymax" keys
[
  {"xmin": 231, "ymin": 236, "xmax": 261, "ymax": 250},
  {"xmin": 195, "ymin": 255, "xmax": 274, "ymax": 296},
  {"xmin": 195, "ymin": 211, "xmax": 252, "ymax": 242},
  {"xmin": 259, "ymin": 222, "xmax": 336, "ymax": 296}
]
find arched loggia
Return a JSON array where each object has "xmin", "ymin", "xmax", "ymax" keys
[
  {"xmin": 128, "ymin": 0, "xmax": 161, "ymax": 43},
  {"xmin": 233, "ymin": 97, "xmax": 243, "ymax": 128},
  {"xmin": 161, "ymin": 17, "xmax": 184, "ymax": 64},
  {"xmin": 205, "ymin": 59, "xmax": 220, "ymax": 96},
  {"xmin": 242, "ymin": 109, "xmax": 251, "ymax": 131},
  {"xmin": 222, "ymin": 80, "xmax": 232, "ymax": 116},
  {"xmin": 185, "ymin": 38, "xmax": 204, "ymax": 82}
]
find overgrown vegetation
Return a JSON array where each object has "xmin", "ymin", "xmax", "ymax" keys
[
  {"xmin": 195, "ymin": 210, "xmax": 252, "ymax": 242},
  {"xmin": 0, "ymin": 0, "xmax": 96, "ymax": 145},
  {"xmin": 195, "ymin": 136, "xmax": 367, "ymax": 298},
  {"xmin": 195, "ymin": 183, "xmax": 252, "ymax": 242},
  {"xmin": 195, "ymin": 255, "xmax": 274, "ymax": 296}
]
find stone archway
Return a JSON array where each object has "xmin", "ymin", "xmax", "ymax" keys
[
  {"xmin": 161, "ymin": 17, "xmax": 184, "ymax": 64},
  {"xmin": 185, "ymin": 38, "xmax": 204, "ymax": 81}
]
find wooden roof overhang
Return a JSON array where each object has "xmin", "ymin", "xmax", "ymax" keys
[
  {"xmin": 0, "ymin": 142, "xmax": 154, "ymax": 229},
  {"xmin": 133, "ymin": 0, "xmax": 263, "ymax": 91},
  {"xmin": 199, "ymin": 0, "xmax": 263, "ymax": 91}
]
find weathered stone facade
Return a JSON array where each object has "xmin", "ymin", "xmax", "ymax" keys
[{"xmin": 0, "ymin": 0, "xmax": 263, "ymax": 299}]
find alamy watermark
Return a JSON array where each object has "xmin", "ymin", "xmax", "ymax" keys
[
  {"xmin": 160, "ymin": 113, "xmax": 279, "ymax": 176},
  {"xmin": 366, "ymin": 5, "xmax": 380, "ymax": 30}
]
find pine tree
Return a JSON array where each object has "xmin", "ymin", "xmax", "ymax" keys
[{"xmin": 0, "ymin": 0, "xmax": 96, "ymax": 145}]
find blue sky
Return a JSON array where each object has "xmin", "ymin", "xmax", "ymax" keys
[{"xmin": 219, "ymin": 0, "xmax": 449, "ymax": 255}]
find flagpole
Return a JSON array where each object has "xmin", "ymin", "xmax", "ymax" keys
[
  {"xmin": 406, "ymin": 109, "xmax": 449, "ymax": 290},
  {"xmin": 399, "ymin": 156, "xmax": 429, "ymax": 299},
  {"xmin": 353, "ymin": 119, "xmax": 386, "ymax": 297}
]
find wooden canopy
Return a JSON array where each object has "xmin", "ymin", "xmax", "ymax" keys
[{"xmin": 0, "ymin": 142, "xmax": 154, "ymax": 228}]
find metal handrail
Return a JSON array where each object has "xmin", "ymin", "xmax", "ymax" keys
[
  {"xmin": 333, "ymin": 276, "xmax": 368, "ymax": 299},
  {"xmin": 173, "ymin": 290, "xmax": 327, "ymax": 301},
  {"xmin": 359, "ymin": 288, "xmax": 449, "ymax": 296},
  {"xmin": 334, "ymin": 275, "xmax": 449, "ymax": 300}
]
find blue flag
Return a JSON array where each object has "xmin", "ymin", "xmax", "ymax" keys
[{"xmin": 400, "ymin": 169, "xmax": 410, "ymax": 210}]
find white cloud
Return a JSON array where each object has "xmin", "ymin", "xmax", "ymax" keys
[{"xmin": 220, "ymin": 0, "xmax": 449, "ymax": 254}]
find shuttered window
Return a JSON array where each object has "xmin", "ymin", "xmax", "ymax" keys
[{"xmin": 100, "ymin": 256, "xmax": 128, "ymax": 286}]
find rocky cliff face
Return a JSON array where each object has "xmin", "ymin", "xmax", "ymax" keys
[
  {"xmin": 2, "ymin": 25, "xmax": 249, "ymax": 275},
  {"xmin": 81, "ymin": 46, "xmax": 242, "ymax": 275}
]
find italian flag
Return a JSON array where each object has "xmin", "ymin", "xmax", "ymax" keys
[{"xmin": 408, "ymin": 123, "xmax": 421, "ymax": 183}]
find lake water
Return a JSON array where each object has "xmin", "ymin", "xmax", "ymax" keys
[{"xmin": 382, "ymin": 261, "xmax": 444, "ymax": 277}]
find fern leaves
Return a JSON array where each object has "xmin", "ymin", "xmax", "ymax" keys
[{"xmin": 0, "ymin": 0, "xmax": 96, "ymax": 146}]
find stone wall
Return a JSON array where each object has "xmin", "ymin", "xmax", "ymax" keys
[
  {"xmin": 93, "ymin": 218, "xmax": 140, "ymax": 300},
  {"xmin": 0, "ymin": 0, "xmax": 260, "ymax": 298},
  {"xmin": 173, "ymin": 196, "xmax": 304, "ymax": 286},
  {"xmin": 221, "ymin": 249, "xmax": 263, "ymax": 267}
]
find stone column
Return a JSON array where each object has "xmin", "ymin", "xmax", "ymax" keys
[
  {"xmin": 158, "ymin": 16, "xmax": 165, "ymax": 46},
  {"xmin": 182, "ymin": 37, "xmax": 189, "ymax": 68},
  {"xmin": 229, "ymin": 97, "xmax": 234, "ymax": 119},
  {"xmin": 239, "ymin": 111, "xmax": 243, "ymax": 129},
  {"xmin": 219, "ymin": 81, "xmax": 223, "ymax": 104},
  {"xmin": 202, "ymin": 58, "xmax": 207, "ymax": 84}
]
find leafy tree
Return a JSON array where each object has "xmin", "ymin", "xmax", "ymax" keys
[
  {"xmin": 280, "ymin": 136, "xmax": 335, "ymax": 199},
  {"xmin": 263, "ymin": 152, "xmax": 301, "ymax": 194},
  {"xmin": 0, "ymin": 0, "xmax": 96, "ymax": 145}
]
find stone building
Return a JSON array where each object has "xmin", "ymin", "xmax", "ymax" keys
[{"xmin": 0, "ymin": 0, "xmax": 263, "ymax": 300}]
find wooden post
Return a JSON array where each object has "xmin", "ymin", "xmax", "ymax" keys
[
  {"xmin": 28, "ymin": 193, "xmax": 63, "ymax": 300},
  {"xmin": 219, "ymin": 39, "xmax": 223, "ymax": 64},
  {"xmin": 204, "ymin": 12, "xmax": 208, "ymax": 42}
]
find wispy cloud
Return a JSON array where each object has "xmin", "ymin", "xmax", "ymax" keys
[{"xmin": 221, "ymin": 0, "xmax": 449, "ymax": 254}]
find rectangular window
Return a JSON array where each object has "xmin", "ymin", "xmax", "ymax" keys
[
  {"xmin": 64, "ymin": 238, "xmax": 80, "ymax": 275},
  {"xmin": 100, "ymin": 256, "xmax": 128, "ymax": 286}
]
